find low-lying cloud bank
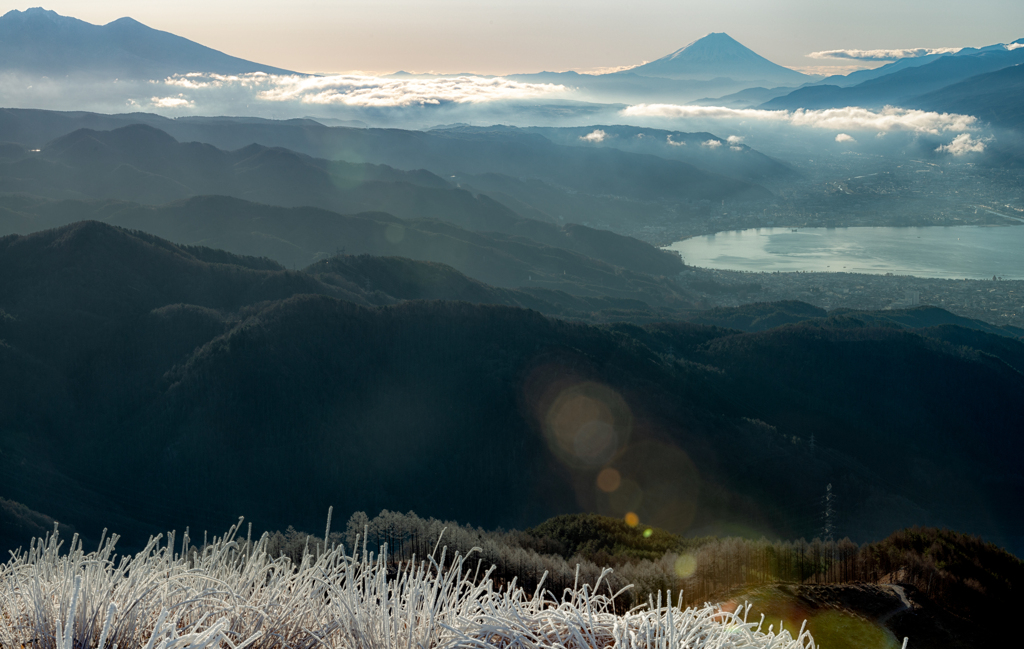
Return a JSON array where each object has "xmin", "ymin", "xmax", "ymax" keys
[
  {"xmin": 621, "ymin": 104, "xmax": 978, "ymax": 135},
  {"xmin": 936, "ymin": 133, "xmax": 988, "ymax": 155},
  {"xmin": 162, "ymin": 72, "xmax": 567, "ymax": 107},
  {"xmin": 808, "ymin": 47, "xmax": 962, "ymax": 61}
]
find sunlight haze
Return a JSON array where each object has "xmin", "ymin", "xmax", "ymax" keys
[{"xmin": 12, "ymin": 0, "xmax": 1024, "ymax": 74}]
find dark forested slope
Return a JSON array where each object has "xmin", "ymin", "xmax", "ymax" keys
[{"xmin": 1, "ymin": 223, "xmax": 1021, "ymax": 557}]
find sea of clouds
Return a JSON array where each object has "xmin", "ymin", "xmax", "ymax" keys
[
  {"xmin": 158, "ymin": 72, "xmax": 567, "ymax": 108},
  {"xmin": 0, "ymin": 70, "xmax": 993, "ymax": 156},
  {"xmin": 620, "ymin": 104, "xmax": 991, "ymax": 156}
]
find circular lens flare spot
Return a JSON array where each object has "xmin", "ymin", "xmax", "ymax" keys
[
  {"xmin": 625, "ymin": 512, "xmax": 640, "ymax": 527},
  {"xmin": 643, "ymin": 528, "xmax": 653, "ymax": 538},
  {"xmin": 596, "ymin": 467, "xmax": 621, "ymax": 492},
  {"xmin": 541, "ymin": 382, "xmax": 632, "ymax": 469},
  {"xmin": 573, "ymin": 421, "xmax": 617, "ymax": 465},
  {"xmin": 674, "ymin": 553, "xmax": 697, "ymax": 578}
]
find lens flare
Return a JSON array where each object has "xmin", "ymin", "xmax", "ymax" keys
[
  {"xmin": 608, "ymin": 477, "xmax": 643, "ymax": 512},
  {"xmin": 642, "ymin": 528, "xmax": 653, "ymax": 538},
  {"xmin": 541, "ymin": 381, "xmax": 632, "ymax": 469},
  {"xmin": 625, "ymin": 512, "xmax": 640, "ymax": 527},
  {"xmin": 674, "ymin": 553, "xmax": 697, "ymax": 578},
  {"xmin": 596, "ymin": 467, "xmax": 621, "ymax": 492},
  {"xmin": 611, "ymin": 441, "xmax": 701, "ymax": 533}
]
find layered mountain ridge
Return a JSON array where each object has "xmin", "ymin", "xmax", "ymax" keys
[{"xmin": 1, "ymin": 222, "xmax": 1022, "ymax": 556}]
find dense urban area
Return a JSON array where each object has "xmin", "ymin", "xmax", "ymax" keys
[
  {"xmin": 681, "ymin": 266, "xmax": 1023, "ymax": 329},
  {"xmin": 628, "ymin": 156, "xmax": 1024, "ymax": 242}
]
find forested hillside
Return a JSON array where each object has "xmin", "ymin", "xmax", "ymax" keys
[{"xmin": 1, "ymin": 223, "xmax": 1021, "ymax": 559}]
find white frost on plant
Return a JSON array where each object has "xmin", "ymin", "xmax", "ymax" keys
[{"xmin": 0, "ymin": 520, "xmax": 823, "ymax": 649}]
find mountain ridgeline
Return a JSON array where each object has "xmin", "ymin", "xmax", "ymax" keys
[
  {"xmin": 0, "ymin": 7, "xmax": 294, "ymax": 78},
  {"xmin": 0, "ymin": 107, "xmax": 779, "ymax": 239},
  {"xmin": 0, "ymin": 222, "xmax": 1022, "ymax": 558},
  {"xmin": 762, "ymin": 42, "xmax": 1024, "ymax": 127}
]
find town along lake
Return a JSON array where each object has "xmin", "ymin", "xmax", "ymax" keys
[{"xmin": 665, "ymin": 225, "xmax": 1024, "ymax": 280}]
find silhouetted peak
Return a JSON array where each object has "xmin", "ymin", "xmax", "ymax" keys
[
  {"xmin": 106, "ymin": 16, "xmax": 144, "ymax": 27},
  {"xmin": 0, "ymin": 7, "xmax": 90, "ymax": 31},
  {"xmin": 631, "ymin": 32, "xmax": 807, "ymax": 82},
  {"xmin": 3, "ymin": 7, "xmax": 61, "ymax": 21},
  {"xmin": 664, "ymin": 33, "xmax": 765, "ymax": 63},
  {"xmin": 46, "ymin": 124, "xmax": 179, "ymax": 156}
]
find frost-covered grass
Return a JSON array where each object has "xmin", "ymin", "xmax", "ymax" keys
[{"xmin": 1, "ymin": 519, "xmax": 823, "ymax": 649}]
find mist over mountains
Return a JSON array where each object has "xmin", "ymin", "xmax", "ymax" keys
[
  {"xmin": 2, "ymin": 6, "xmax": 1020, "ymax": 147},
  {"xmin": 2, "ymin": 7, "xmax": 1024, "ymax": 625}
]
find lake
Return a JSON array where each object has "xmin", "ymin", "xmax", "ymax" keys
[{"xmin": 665, "ymin": 225, "xmax": 1024, "ymax": 280}]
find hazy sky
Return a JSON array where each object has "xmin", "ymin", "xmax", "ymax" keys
[{"xmin": 14, "ymin": 1, "xmax": 1024, "ymax": 75}]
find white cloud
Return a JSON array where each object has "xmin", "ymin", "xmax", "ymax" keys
[
  {"xmin": 666, "ymin": 134, "xmax": 686, "ymax": 146},
  {"xmin": 808, "ymin": 47, "xmax": 961, "ymax": 61},
  {"xmin": 702, "ymin": 139, "xmax": 722, "ymax": 148},
  {"xmin": 161, "ymin": 72, "xmax": 566, "ymax": 108},
  {"xmin": 573, "ymin": 62, "xmax": 647, "ymax": 74},
  {"xmin": 835, "ymin": 133, "xmax": 856, "ymax": 143},
  {"xmin": 792, "ymin": 63, "xmax": 884, "ymax": 76},
  {"xmin": 580, "ymin": 129, "xmax": 607, "ymax": 142},
  {"xmin": 622, "ymin": 104, "xmax": 978, "ymax": 135},
  {"xmin": 936, "ymin": 133, "xmax": 987, "ymax": 155},
  {"xmin": 150, "ymin": 96, "xmax": 193, "ymax": 108},
  {"xmin": 1007, "ymin": 43, "xmax": 1024, "ymax": 51},
  {"xmin": 726, "ymin": 135, "xmax": 744, "ymax": 144},
  {"xmin": 730, "ymin": 146, "xmax": 743, "ymax": 151}
]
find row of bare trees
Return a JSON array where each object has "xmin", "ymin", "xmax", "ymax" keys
[{"xmin": 259, "ymin": 511, "xmax": 1000, "ymax": 610}]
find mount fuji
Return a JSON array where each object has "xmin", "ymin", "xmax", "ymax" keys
[{"xmin": 628, "ymin": 33, "xmax": 811, "ymax": 85}]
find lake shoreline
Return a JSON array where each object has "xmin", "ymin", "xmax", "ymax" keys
[{"xmin": 665, "ymin": 224, "xmax": 1024, "ymax": 281}]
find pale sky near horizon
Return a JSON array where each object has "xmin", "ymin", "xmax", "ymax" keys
[{"xmin": 6, "ymin": 1, "xmax": 1024, "ymax": 75}]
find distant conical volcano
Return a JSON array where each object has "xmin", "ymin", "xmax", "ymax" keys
[{"xmin": 629, "ymin": 33, "xmax": 809, "ymax": 84}]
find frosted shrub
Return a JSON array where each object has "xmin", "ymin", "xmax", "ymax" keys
[{"xmin": 1, "ymin": 519, "xmax": 821, "ymax": 649}]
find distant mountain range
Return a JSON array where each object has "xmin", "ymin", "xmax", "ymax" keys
[
  {"xmin": 0, "ymin": 7, "xmax": 293, "ymax": 78},
  {"xmin": 761, "ymin": 41, "xmax": 1024, "ymax": 125},
  {"xmin": 0, "ymin": 108, "xmax": 775, "ymax": 219},
  {"xmin": 811, "ymin": 42, "xmax": 1020, "ymax": 88},
  {"xmin": 909, "ymin": 63, "xmax": 1024, "ymax": 132},
  {"xmin": 0, "ymin": 9, "xmax": 812, "ymax": 105}
]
